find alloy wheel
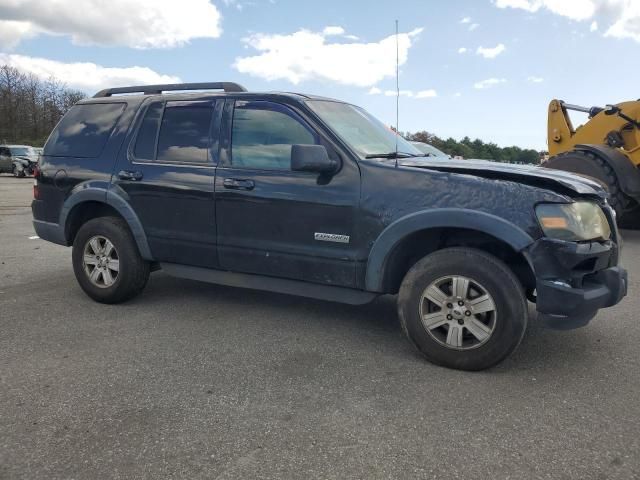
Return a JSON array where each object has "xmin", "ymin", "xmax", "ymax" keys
[
  {"xmin": 419, "ymin": 275, "xmax": 497, "ymax": 350},
  {"xmin": 82, "ymin": 235, "xmax": 120, "ymax": 288}
]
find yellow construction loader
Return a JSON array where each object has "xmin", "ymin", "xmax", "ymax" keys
[{"xmin": 545, "ymin": 99, "xmax": 640, "ymax": 224}]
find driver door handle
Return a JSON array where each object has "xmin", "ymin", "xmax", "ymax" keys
[
  {"xmin": 118, "ymin": 170, "xmax": 143, "ymax": 181},
  {"xmin": 223, "ymin": 178, "xmax": 255, "ymax": 190}
]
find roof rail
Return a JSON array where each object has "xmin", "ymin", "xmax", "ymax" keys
[{"xmin": 93, "ymin": 82, "xmax": 248, "ymax": 98}]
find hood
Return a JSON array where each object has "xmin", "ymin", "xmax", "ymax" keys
[{"xmin": 398, "ymin": 158, "xmax": 607, "ymax": 198}]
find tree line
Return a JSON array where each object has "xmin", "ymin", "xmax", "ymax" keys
[
  {"xmin": 405, "ymin": 131, "xmax": 543, "ymax": 164},
  {"xmin": 0, "ymin": 65, "xmax": 86, "ymax": 147}
]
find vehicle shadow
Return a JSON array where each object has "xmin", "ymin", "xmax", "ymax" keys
[{"xmin": 134, "ymin": 272, "xmax": 600, "ymax": 374}]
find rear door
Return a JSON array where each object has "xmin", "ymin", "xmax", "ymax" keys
[{"xmin": 113, "ymin": 98, "xmax": 222, "ymax": 268}]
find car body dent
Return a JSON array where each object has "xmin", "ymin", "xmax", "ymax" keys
[{"xmin": 398, "ymin": 158, "xmax": 607, "ymax": 197}]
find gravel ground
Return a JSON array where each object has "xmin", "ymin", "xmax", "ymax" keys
[{"xmin": 1, "ymin": 175, "xmax": 639, "ymax": 479}]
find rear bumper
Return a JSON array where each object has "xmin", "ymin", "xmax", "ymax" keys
[
  {"xmin": 32, "ymin": 219, "xmax": 67, "ymax": 246},
  {"xmin": 525, "ymin": 236, "xmax": 627, "ymax": 329}
]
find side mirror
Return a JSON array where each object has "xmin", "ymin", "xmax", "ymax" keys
[{"xmin": 291, "ymin": 144, "xmax": 338, "ymax": 174}]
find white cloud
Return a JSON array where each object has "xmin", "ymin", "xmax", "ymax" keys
[
  {"xmin": 322, "ymin": 26, "xmax": 346, "ymax": 36},
  {"xmin": 384, "ymin": 89, "xmax": 414, "ymax": 97},
  {"xmin": 458, "ymin": 47, "xmax": 468, "ymax": 53},
  {"xmin": 234, "ymin": 27, "xmax": 424, "ymax": 87},
  {"xmin": 527, "ymin": 75, "xmax": 544, "ymax": 82},
  {"xmin": 0, "ymin": 20, "xmax": 37, "ymax": 49},
  {"xmin": 416, "ymin": 89, "xmax": 437, "ymax": 98},
  {"xmin": 494, "ymin": 0, "xmax": 596, "ymax": 20},
  {"xmin": 221, "ymin": 0, "xmax": 247, "ymax": 11},
  {"xmin": 476, "ymin": 43, "xmax": 506, "ymax": 58},
  {"xmin": 0, "ymin": 53, "xmax": 180, "ymax": 93},
  {"xmin": 460, "ymin": 16, "xmax": 472, "ymax": 24},
  {"xmin": 0, "ymin": 0, "xmax": 222, "ymax": 49},
  {"xmin": 469, "ymin": 23, "xmax": 480, "ymax": 31},
  {"xmin": 494, "ymin": 0, "xmax": 640, "ymax": 43},
  {"xmin": 606, "ymin": 1, "xmax": 640, "ymax": 42},
  {"xmin": 369, "ymin": 88, "xmax": 437, "ymax": 98},
  {"xmin": 454, "ymin": 92, "xmax": 462, "ymax": 97},
  {"xmin": 474, "ymin": 78, "xmax": 507, "ymax": 89}
]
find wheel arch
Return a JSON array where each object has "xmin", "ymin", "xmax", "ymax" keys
[
  {"xmin": 365, "ymin": 209, "xmax": 535, "ymax": 294},
  {"xmin": 574, "ymin": 144, "xmax": 640, "ymax": 199},
  {"xmin": 60, "ymin": 188, "xmax": 153, "ymax": 260}
]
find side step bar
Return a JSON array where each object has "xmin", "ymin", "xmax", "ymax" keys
[{"xmin": 160, "ymin": 263, "xmax": 379, "ymax": 305}]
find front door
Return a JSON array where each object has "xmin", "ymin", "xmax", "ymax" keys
[
  {"xmin": 215, "ymin": 99, "xmax": 360, "ymax": 287},
  {"xmin": 113, "ymin": 99, "xmax": 222, "ymax": 268}
]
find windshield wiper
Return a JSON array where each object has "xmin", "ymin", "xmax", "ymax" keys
[{"xmin": 364, "ymin": 152, "xmax": 422, "ymax": 159}]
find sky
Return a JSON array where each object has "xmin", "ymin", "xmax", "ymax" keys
[{"xmin": 0, "ymin": 0, "xmax": 639, "ymax": 149}]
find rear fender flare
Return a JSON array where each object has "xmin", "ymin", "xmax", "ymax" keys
[
  {"xmin": 59, "ymin": 185, "xmax": 153, "ymax": 260},
  {"xmin": 365, "ymin": 209, "xmax": 534, "ymax": 292}
]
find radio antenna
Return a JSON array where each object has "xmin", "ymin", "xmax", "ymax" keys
[{"xmin": 395, "ymin": 19, "xmax": 400, "ymax": 168}]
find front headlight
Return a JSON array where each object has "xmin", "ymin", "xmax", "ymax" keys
[{"xmin": 536, "ymin": 201, "xmax": 611, "ymax": 241}]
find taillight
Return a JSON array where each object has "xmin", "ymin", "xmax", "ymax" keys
[{"xmin": 33, "ymin": 165, "xmax": 40, "ymax": 199}]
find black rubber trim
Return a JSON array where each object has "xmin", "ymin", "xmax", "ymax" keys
[{"xmin": 160, "ymin": 263, "xmax": 379, "ymax": 305}]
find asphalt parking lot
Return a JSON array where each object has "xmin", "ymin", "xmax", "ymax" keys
[{"xmin": 1, "ymin": 175, "xmax": 639, "ymax": 480}]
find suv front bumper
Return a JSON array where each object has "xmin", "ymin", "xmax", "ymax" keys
[{"xmin": 525, "ymin": 237, "xmax": 627, "ymax": 329}]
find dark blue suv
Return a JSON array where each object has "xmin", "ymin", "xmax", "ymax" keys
[{"xmin": 32, "ymin": 82, "xmax": 627, "ymax": 370}]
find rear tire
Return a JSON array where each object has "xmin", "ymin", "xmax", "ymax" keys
[
  {"xmin": 72, "ymin": 216, "xmax": 150, "ymax": 304},
  {"xmin": 545, "ymin": 150, "xmax": 631, "ymax": 219},
  {"xmin": 397, "ymin": 248, "xmax": 528, "ymax": 371}
]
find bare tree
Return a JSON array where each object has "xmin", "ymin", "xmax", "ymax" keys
[{"xmin": 0, "ymin": 65, "xmax": 86, "ymax": 146}]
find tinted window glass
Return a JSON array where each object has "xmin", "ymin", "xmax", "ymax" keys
[
  {"xmin": 156, "ymin": 102, "xmax": 213, "ymax": 164},
  {"xmin": 231, "ymin": 102, "xmax": 317, "ymax": 170},
  {"xmin": 134, "ymin": 102, "xmax": 163, "ymax": 160},
  {"xmin": 44, "ymin": 103, "xmax": 125, "ymax": 158},
  {"xmin": 306, "ymin": 100, "xmax": 421, "ymax": 158}
]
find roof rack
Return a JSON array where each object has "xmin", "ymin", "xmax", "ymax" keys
[{"xmin": 93, "ymin": 82, "xmax": 248, "ymax": 98}]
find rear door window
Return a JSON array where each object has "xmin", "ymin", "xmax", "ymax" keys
[
  {"xmin": 132, "ymin": 100, "xmax": 215, "ymax": 165},
  {"xmin": 44, "ymin": 103, "xmax": 125, "ymax": 158},
  {"xmin": 133, "ymin": 102, "xmax": 163, "ymax": 160},
  {"xmin": 157, "ymin": 102, "xmax": 213, "ymax": 164}
]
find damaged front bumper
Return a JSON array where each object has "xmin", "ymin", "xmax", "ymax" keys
[{"xmin": 524, "ymin": 236, "xmax": 627, "ymax": 329}]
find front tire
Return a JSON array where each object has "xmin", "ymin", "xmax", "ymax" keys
[
  {"xmin": 72, "ymin": 216, "xmax": 150, "ymax": 304},
  {"xmin": 398, "ymin": 248, "xmax": 528, "ymax": 371}
]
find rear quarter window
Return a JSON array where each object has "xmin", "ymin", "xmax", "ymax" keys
[{"xmin": 44, "ymin": 103, "xmax": 125, "ymax": 158}]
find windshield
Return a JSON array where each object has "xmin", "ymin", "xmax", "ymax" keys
[
  {"xmin": 306, "ymin": 100, "xmax": 422, "ymax": 158},
  {"xmin": 10, "ymin": 146, "xmax": 36, "ymax": 156},
  {"xmin": 410, "ymin": 142, "xmax": 448, "ymax": 158}
]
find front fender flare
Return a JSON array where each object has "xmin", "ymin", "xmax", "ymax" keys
[
  {"xmin": 365, "ymin": 209, "xmax": 534, "ymax": 292},
  {"xmin": 59, "ymin": 185, "xmax": 153, "ymax": 260}
]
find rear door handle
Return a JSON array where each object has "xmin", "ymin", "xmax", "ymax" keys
[
  {"xmin": 118, "ymin": 170, "xmax": 143, "ymax": 181},
  {"xmin": 223, "ymin": 178, "xmax": 255, "ymax": 190}
]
